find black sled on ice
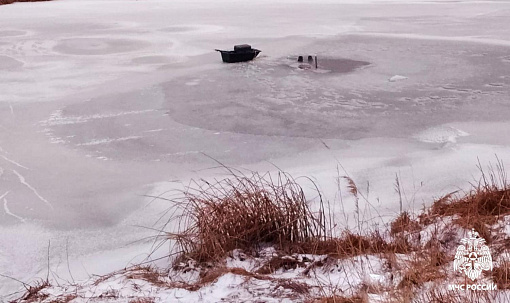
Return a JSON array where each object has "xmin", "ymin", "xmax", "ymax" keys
[{"xmin": 215, "ymin": 44, "xmax": 261, "ymax": 63}]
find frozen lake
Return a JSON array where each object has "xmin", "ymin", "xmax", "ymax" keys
[{"xmin": 1, "ymin": 0, "xmax": 510, "ymax": 298}]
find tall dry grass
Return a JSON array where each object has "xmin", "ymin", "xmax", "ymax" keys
[
  {"xmin": 168, "ymin": 168, "xmax": 418, "ymax": 266},
  {"xmin": 170, "ymin": 170, "xmax": 327, "ymax": 263},
  {"xmin": 422, "ymin": 159, "xmax": 510, "ymax": 228}
]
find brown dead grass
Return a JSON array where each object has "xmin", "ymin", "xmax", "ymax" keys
[
  {"xmin": 169, "ymin": 168, "xmax": 426, "ymax": 273},
  {"xmin": 47, "ymin": 295, "xmax": 77, "ymax": 303},
  {"xmin": 175, "ymin": 266, "xmax": 310, "ymax": 294},
  {"xmin": 290, "ymin": 230, "xmax": 415, "ymax": 258},
  {"xmin": 421, "ymin": 162, "xmax": 510, "ymax": 233},
  {"xmin": 390, "ymin": 211, "xmax": 420, "ymax": 235},
  {"xmin": 20, "ymin": 280, "xmax": 50, "ymax": 303},
  {"xmin": 493, "ymin": 260, "xmax": 510, "ymax": 290},
  {"xmin": 425, "ymin": 187, "xmax": 510, "ymax": 228},
  {"xmin": 171, "ymin": 171, "xmax": 326, "ymax": 263},
  {"xmin": 296, "ymin": 232, "xmax": 379, "ymax": 257},
  {"xmin": 311, "ymin": 295, "xmax": 365, "ymax": 303},
  {"xmin": 276, "ymin": 279, "xmax": 310, "ymax": 294},
  {"xmin": 125, "ymin": 265, "xmax": 167, "ymax": 288},
  {"xmin": 256, "ymin": 256, "xmax": 305, "ymax": 274},
  {"xmin": 398, "ymin": 251, "xmax": 447, "ymax": 289}
]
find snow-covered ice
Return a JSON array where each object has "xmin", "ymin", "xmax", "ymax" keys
[
  {"xmin": 1, "ymin": 0, "xmax": 510, "ymax": 299},
  {"xmin": 389, "ymin": 75, "xmax": 408, "ymax": 82}
]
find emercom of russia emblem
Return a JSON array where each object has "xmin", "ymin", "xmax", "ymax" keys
[{"xmin": 453, "ymin": 229, "xmax": 493, "ymax": 281}]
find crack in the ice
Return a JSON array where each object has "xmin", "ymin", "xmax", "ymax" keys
[
  {"xmin": 0, "ymin": 191, "xmax": 9, "ymax": 201},
  {"xmin": 0, "ymin": 155, "xmax": 29, "ymax": 170},
  {"xmin": 12, "ymin": 170, "xmax": 53, "ymax": 209},
  {"xmin": 3, "ymin": 196, "xmax": 25, "ymax": 223}
]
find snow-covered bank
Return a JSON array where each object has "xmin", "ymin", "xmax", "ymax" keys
[{"xmin": 12, "ymin": 178, "xmax": 510, "ymax": 302}]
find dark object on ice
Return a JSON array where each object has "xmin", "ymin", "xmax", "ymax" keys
[
  {"xmin": 296, "ymin": 55, "xmax": 318, "ymax": 69},
  {"xmin": 215, "ymin": 44, "xmax": 261, "ymax": 63}
]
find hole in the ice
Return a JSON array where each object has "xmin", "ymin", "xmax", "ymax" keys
[{"xmin": 288, "ymin": 57, "xmax": 370, "ymax": 73}]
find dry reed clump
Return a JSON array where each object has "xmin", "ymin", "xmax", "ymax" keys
[
  {"xmin": 276, "ymin": 279, "xmax": 311, "ymax": 294},
  {"xmin": 395, "ymin": 228, "xmax": 448, "ymax": 291},
  {"xmin": 421, "ymin": 161, "xmax": 510, "ymax": 231},
  {"xmin": 168, "ymin": 267, "xmax": 275, "ymax": 292},
  {"xmin": 390, "ymin": 211, "xmax": 420, "ymax": 236},
  {"xmin": 398, "ymin": 251, "xmax": 447, "ymax": 290},
  {"xmin": 493, "ymin": 259, "xmax": 510, "ymax": 290},
  {"xmin": 170, "ymin": 169, "xmax": 420, "ymax": 269},
  {"xmin": 412, "ymin": 288, "xmax": 466, "ymax": 303},
  {"xmin": 19, "ymin": 280, "xmax": 50, "ymax": 303},
  {"xmin": 291, "ymin": 230, "xmax": 413, "ymax": 258},
  {"xmin": 255, "ymin": 256, "xmax": 306, "ymax": 274},
  {"xmin": 199, "ymin": 267, "xmax": 269, "ymax": 285},
  {"xmin": 125, "ymin": 265, "xmax": 167, "ymax": 288},
  {"xmin": 171, "ymin": 171, "xmax": 326, "ymax": 264}
]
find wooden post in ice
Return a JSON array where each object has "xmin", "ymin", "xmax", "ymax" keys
[{"xmin": 315, "ymin": 55, "xmax": 318, "ymax": 69}]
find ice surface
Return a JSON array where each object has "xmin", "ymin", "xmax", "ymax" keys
[{"xmin": 1, "ymin": 0, "xmax": 510, "ymax": 298}]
